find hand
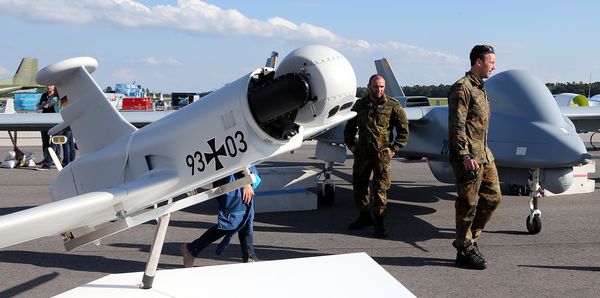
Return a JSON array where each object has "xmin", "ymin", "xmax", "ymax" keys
[
  {"xmin": 382, "ymin": 147, "xmax": 394, "ymax": 158},
  {"xmin": 463, "ymin": 158, "xmax": 480, "ymax": 171},
  {"xmin": 241, "ymin": 184, "xmax": 254, "ymax": 204}
]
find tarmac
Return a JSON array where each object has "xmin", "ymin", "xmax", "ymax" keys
[{"xmin": 0, "ymin": 142, "xmax": 599, "ymax": 297}]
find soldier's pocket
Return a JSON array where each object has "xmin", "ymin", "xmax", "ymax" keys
[
  {"xmin": 461, "ymin": 170, "xmax": 478, "ymax": 184},
  {"xmin": 379, "ymin": 151, "xmax": 391, "ymax": 162},
  {"xmin": 375, "ymin": 106, "xmax": 392, "ymax": 127}
]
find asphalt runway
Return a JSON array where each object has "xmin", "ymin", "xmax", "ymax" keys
[{"xmin": 0, "ymin": 144, "xmax": 599, "ymax": 297}]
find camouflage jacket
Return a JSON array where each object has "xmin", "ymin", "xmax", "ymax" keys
[
  {"xmin": 447, "ymin": 72, "xmax": 494, "ymax": 164},
  {"xmin": 344, "ymin": 94, "xmax": 409, "ymax": 155}
]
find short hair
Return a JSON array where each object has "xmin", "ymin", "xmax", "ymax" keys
[
  {"xmin": 469, "ymin": 45, "xmax": 495, "ymax": 66},
  {"xmin": 368, "ymin": 74, "xmax": 384, "ymax": 85}
]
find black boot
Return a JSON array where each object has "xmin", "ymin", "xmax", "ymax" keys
[
  {"xmin": 348, "ymin": 211, "xmax": 374, "ymax": 230},
  {"xmin": 373, "ymin": 212, "xmax": 388, "ymax": 238},
  {"xmin": 455, "ymin": 244, "xmax": 487, "ymax": 270}
]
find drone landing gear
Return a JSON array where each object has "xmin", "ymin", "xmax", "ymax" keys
[
  {"xmin": 526, "ymin": 168, "xmax": 543, "ymax": 234},
  {"xmin": 317, "ymin": 161, "xmax": 335, "ymax": 206}
]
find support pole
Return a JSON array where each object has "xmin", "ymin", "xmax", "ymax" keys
[
  {"xmin": 7, "ymin": 131, "xmax": 25, "ymax": 166},
  {"xmin": 139, "ymin": 209, "xmax": 171, "ymax": 289}
]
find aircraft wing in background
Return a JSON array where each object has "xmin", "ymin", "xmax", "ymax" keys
[
  {"xmin": 552, "ymin": 93, "xmax": 600, "ymax": 132},
  {"xmin": 560, "ymin": 106, "xmax": 600, "ymax": 133},
  {"xmin": 0, "ymin": 110, "xmax": 173, "ymax": 131},
  {"xmin": 0, "ymin": 57, "xmax": 44, "ymax": 95}
]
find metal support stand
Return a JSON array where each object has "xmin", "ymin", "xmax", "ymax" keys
[
  {"xmin": 7, "ymin": 131, "xmax": 26, "ymax": 166},
  {"xmin": 47, "ymin": 147, "xmax": 63, "ymax": 171},
  {"xmin": 139, "ymin": 206, "xmax": 172, "ymax": 289},
  {"xmin": 59, "ymin": 168, "xmax": 256, "ymax": 289}
]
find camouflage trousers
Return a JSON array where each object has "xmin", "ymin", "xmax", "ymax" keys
[
  {"xmin": 451, "ymin": 160, "xmax": 502, "ymax": 248},
  {"xmin": 352, "ymin": 152, "xmax": 391, "ymax": 216}
]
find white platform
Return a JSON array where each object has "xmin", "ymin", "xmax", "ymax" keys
[
  {"xmin": 254, "ymin": 166, "xmax": 318, "ymax": 213},
  {"xmin": 54, "ymin": 252, "xmax": 415, "ymax": 297}
]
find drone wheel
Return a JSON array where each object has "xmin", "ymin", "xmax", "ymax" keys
[{"xmin": 526, "ymin": 214, "xmax": 542, "ymax": 234}]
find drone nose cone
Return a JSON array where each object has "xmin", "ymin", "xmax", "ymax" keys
[
  {"xmin": 275, "ymin": 45, "xmax": 357, "ymax": 128},
  {"xmin": 555, "ymin": 128, "xmax": 592, "ymax": 169},
  {"xmin": 558, "ymin": 137, "xmax": 591, "ymax": 167}
]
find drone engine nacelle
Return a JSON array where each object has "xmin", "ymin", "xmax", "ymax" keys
[
  {"xmin": 554, "ymin": 93, "xmax": 589, "ymax": 107},
  {"xmin": 246, "ymin": 45, "xmax": 357, "ymax": 141}
]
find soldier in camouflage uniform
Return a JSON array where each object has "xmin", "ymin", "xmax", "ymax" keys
[
  {"xmin": 448, "ymin": 45, "xmax": 501, "ymax": 270},
  {"xmin": 344, "ymin": 74, "xmax": 409, "ymax": 238}
]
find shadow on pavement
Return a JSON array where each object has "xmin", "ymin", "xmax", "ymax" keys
[
  {"xmin": 373, "ymin": 256, "xmax": 455, "ymax": 268},
  {"xmin": 0, "ymin": 251, "xmax": 146, "ymax": 273},
  {"xmin": 0, "ymin": 272, "xmax": 59, "ymax": 298},
  {"xmin": 518, "ymin": 264, "xmax": 600, "ymax": 272}
]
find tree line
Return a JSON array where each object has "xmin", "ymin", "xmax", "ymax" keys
[
  {"xmin": 104, "ymin": 81, "xmax": 600, "ymax": 100},
  {"xmin": 356, "ymin": 81, "xmax": 600, "ymax": 98}
]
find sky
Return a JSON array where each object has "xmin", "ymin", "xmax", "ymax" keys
[{"xmin": 0, "ymin": 0, "xmax": 598, "ymax": 94}]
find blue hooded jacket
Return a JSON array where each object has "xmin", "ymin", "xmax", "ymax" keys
[{"xmin": 213, "ymin": 166, "xmax": 261, "ymax": 254}]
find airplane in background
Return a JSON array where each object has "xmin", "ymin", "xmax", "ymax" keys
[
  {"xmin": 0, "ymin": 45, "xmax": 357, "ymax": 289},
  {"xmin": 590, "ymin": 94, "xmax": 600, "ymax": 106},
  {"xmin": 373, "ymin": 58, "xmax": 430, "ymax": 107},
  {"xmin": 550, "ymin": 92, "xmax": 600, "ymax": 134},
  {"xmin": 0, "ymin": 57, "xmax": 43, "ymax": 95},
  {"xmin": 554, "ymin": 93, "xmax": 591, "ymax": 107}
]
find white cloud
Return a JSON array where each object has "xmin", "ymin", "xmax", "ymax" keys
[
  {"xmin": 267, "ymin": 17, "xmax": 298, "ymax": 31},
  {"xmin": 150, "ymin": 70, "xmax": 165, "ymax": 80},
  {"xmin": 494, "ymin": 41, "xmax": 528, "ymax": 54},
  {"xmin": 366, "ymin": 42, "xmax": 462, "ymax": 65},
  {"xmin": 112, "ymin": 68, "xmax": 137, "ymax": 82},
  {"xmin": 143, "ymin": 57, "xmax": 182, "ymax": 66},
  {"xmin": 0, "ymin": 66, "xmax": 8, "ymax": 77},
  {"xmin": 0, "ymin": 0, "xmax": 460, "ymax": 65}
]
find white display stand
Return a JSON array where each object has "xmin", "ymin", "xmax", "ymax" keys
[
  {"xmin": 254, "ymin": 166, "xmax": 318, "ymax": 213},
  {"xmin": 55, "ymin": 252, "xmax": 415, "ymax": 298}
]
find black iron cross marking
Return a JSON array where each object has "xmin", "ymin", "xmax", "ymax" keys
[{"xmin": 204, "ymin": 138, "xmax": 227, "ymax": 171}]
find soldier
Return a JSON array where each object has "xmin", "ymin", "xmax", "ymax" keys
[
  {"xmin": 344, "ymin": 74, "xmax": 409, "ymax": 238},
  {"xmin": 448, "ymin": 45, "xmax": 502, "ymax": 270}
]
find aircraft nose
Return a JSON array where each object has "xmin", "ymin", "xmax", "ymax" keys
[
  {"xmin": 559, "ymin": 135, "xmax": 592, "ymax": 167},
  {"xmin": 557, "ymin": 129, "xmax": 590, "ymax": 166},
  {"xmin": 580, "ymin": 152, "xmax": 593, "ymax": 163}
]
